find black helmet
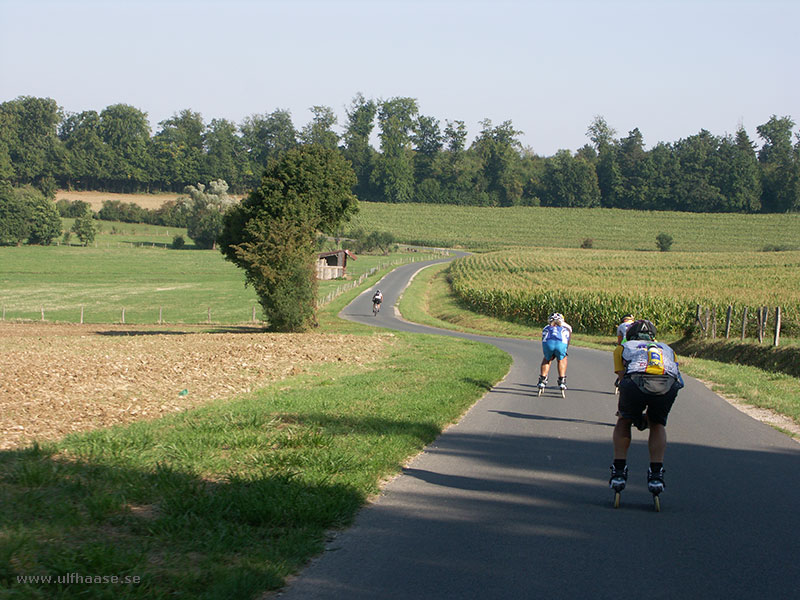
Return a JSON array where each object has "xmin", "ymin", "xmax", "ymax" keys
[{"xmin": 626, "ymin": 319, "xmax": 656, "ymax": 341}]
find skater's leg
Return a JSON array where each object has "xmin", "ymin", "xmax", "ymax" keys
[
  {"xmin": 556, "ymin": 356, "xmax": 567, "ymax": 378},
  {"xmin": 540, "ymin": 356, "xmax": 552, "ymax": 378},
  {"xmin": 612, "ymin": 418, "xmax": 633, "ymax": 460},
  {"xmin": 647, "ymin": 423, "xmax": 667, "ymax": 462}
]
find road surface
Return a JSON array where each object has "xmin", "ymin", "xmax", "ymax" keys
[{"xmin": 278, "ymin": 257, "xmax": 799, "ymax": 599}]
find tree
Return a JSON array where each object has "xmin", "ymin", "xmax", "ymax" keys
[
  {"xmin": 151, "ymin": 109, "xmax": 206, "ymax": 191},
  {"xmin": 714, "ymin": 127, "xmax": 762, "ymax": 212},
  {"xmin": 183, "ymin": 179, "xmax": 237, "ymax": 249},
  {"xmin": 757, "ymin": 115, "xmax": 799, "ymax": 212},
  {"xmin": 218, "ymin": 145, "xmax": 358, "ymax": 331},
  {"xmin": 59, "ymin": 110, "xmax": 109, "ymax": 190},
  {"xmin": 342, "ymin": 94, "xmax": 378, "ymax": 201},
  {"xmin": 299, "ymin": 106, "xmax": 340, "ymax": 149},
  {"xmin": 672, "ymin": 130, "xmax": 725, "ymax": 212},
  {"xmin": 539, "ymin": 150, "xmax": 600, "ymax": 207},
  {"xmin": 372, "ymin": 97, "xmax": 418, "ymax": 203},
  {"xmin": 0, "ymin": 182, "xmax": 30, "ymax": 245},
  {"xmin": 204, "ymin": 118, "xmax": 247, "ymax": 193},
  {"xmin": 99, "ymin": 104, "xmax": 151, "ymax": 192},
  {"xmin": 656, "ymin": 232, "xmax": 674, "ymax": 252},
  {"xmin": 71, "ymin": 206, "xmax": 99, "ymax": 246},
  {"xmin": 17, "ymin": 186, "xmax": 62, "ymax": 245},
  {"xmin": 472, "ymin": 119, "xmax": 524, "ymax": 206},
  {"xmin": 615, "ymin": 128, "xmax": 652, "ymax": 209},
  {"xmin": 0, "ymin": 96, "xmax": 62, "ymax": 189},
  {"xmin": 240, "ymin": 109, "xmax": 298, "ymax": 187}
]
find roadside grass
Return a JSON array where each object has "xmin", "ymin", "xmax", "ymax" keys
[
  {"xmin": 398, "ymin": 262, "xmax": 800, "ymax": 434},
  {"xmin": 0, "ymin": 263, "xmax": 512, "ymax": 599},
  {"xmin": 0, "ymin": 239, "xmax": 439, "ymax": 324}
]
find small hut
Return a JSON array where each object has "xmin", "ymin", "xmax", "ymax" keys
[{"xmin": 316, "ymin": 249, "xmax": 357, "ymax": 280}]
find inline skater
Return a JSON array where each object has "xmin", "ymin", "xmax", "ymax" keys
[
  {"xmin": 371, "ymin": 289, "xmax": 383, "ymax": 315},
  {"xmin": 537, "ymin": 313, "xmax": 572, "ymax": 395},
  {"xmin": 609, "ymin": 319, "xmax": 684, "ymax": 510}
]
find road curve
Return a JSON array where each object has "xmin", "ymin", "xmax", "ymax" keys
[{"xmin": 278, "ymin": 256, "xmax": 799, "ymax": 600}]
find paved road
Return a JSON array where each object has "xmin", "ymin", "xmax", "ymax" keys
[{"xmin": 278, "ymin": 257, "xmax": 799, "ymax": 599}]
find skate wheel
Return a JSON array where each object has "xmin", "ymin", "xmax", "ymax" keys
[
  {"xmin": 537, "ymin": 387, "xmax": 543, "ymax": 397},
  {"xmin": 560, "ymin": 389, "xmax": 566, "ymax": 398},
  {"xmin": 653, "ymin": 495, "xmax": 661, "ymax": 512},
  {"xmin": 613, "ymin": 492, "xmax": 621, "ymax": 509}
]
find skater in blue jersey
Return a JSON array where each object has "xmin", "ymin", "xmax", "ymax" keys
[{"xmin": 537, "ymin": 313, "xmax": 573, "ymax": 393}]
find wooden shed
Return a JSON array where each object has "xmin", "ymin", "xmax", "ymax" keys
[{"xmin": 316, "ymin": 249, "xmax": 357, "ymax": 280}]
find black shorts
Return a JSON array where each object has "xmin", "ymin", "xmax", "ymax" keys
[{"xmin": 617, "ymin": 377, "xmax": 678, "ymax": 426}]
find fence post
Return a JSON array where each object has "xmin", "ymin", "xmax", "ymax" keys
[
  {"xmin": 207, "ymin": 307, "xmax": 211, "ymax": 324},
  {"xmin": 704, "ymin": 308, "xmax": 710, "ymax": 338},
  {"xmin": 762, "ymin": 306, "xmax": 768, "ymax": 343},
  {"xmin": 80, "ymin": 306, "xmax": 84, "ymax": 324},
  {"xmin": 159, "ymin": 307, "xmax": 163, "ymax": 325},
  {"xmin": 774, "ymin": 307, "xmax": 781, "ymax": 347},
  {"xmin": 252, "ymin": 305, "xmax": 256, "ymax": 322},
  {"xmin": 41, "ymin": 306, "xmax": 45, "ymax": 321},
  {"xmin": 725, "ymin": 305, "xmax": 732, "ymax": 339},
  {"xmin": 711, "ymin": 307, "xmax": 717, "ymax": 339},
  {"xmin": 121, "ymin": 308, "xmax": 125, "ymax": 324},
  {"xmin": 741, "ymin": 307, "xmax": 748, "ymax": 341}
]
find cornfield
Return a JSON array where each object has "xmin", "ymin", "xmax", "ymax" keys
[{"xmin": 448, "ymin": 248, "xmax": 800, "ymax": 337}]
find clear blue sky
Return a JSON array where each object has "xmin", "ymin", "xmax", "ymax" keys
[{"xmin": 1, "ymin": 0, "xmax": 797, "ymax": 156}]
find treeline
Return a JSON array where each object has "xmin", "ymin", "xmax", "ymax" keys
[{"xmin": 1, "ymin": 94, "xmax": 799, "ymax": 212}]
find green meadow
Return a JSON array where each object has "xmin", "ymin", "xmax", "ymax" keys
[{"xmin": 0, "ymin": 222, "xmax": 441, "ymax": 324}]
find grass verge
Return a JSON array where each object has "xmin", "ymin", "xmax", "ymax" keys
[
  {"xmin": 398, "ymin": 262, "xmax": 800, "ymax": 435},
  {"xmin": 0, "ymin": 262, "xmax": 511, "ymax": 599}
]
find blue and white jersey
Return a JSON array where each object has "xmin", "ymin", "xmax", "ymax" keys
[
  {"xmin": 621, "ymin": 341, "xmax": 680, "ymax": 378},
  {"xmin": 542, "ymin": 323, "xmax": 572, "ymax": 345}
]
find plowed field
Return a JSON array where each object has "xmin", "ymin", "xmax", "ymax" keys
[{"xmin": 0, "ymin": 322, "xmax": 388, "ymax": 450}]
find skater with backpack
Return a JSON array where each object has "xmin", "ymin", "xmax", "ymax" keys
[
  {"xmin": 609, "ymin": 319, "xmax": 684, "ymax": 510},
  {"xmin": 537, "ymin": 313, "xmax": 572, "ymax": 396}
]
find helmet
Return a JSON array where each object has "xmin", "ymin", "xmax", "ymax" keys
[
  {"xmin": 626, "ymin": 319, "xmax": 656, "ymax": 341},
  {"xmin": 622, "ymin": 314, "xmax": 634, "ymax": 322},
  {"xmin": 548, "ymin": 312, "xmax": 564, "ymax": 324}
]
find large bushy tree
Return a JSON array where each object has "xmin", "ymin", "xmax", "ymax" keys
[{"xmin": 218, "ymin": 145, "xmax": 358, "ymax": 331}]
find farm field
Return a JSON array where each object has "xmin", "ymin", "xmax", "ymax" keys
[
  {"xmin": 57, "ymin": 190, "xmax": 186, "ymax": 211},
  {"xmin": 347, "ymin": 201, "xmax": 800, "ymax": 252},
  {"xmin": 55, "ymin": 191, "xmax": 800, "ymax": 253},
  {"xmin": 448, "ymin": 248, "xmax": 800, "ymax": 336},
  {"xmin": 0, "ymin": 321, "xmax": 389, "ymax": 450}
]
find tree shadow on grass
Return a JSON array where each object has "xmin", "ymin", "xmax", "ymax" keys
[{"xmin": 0, "ymin": 443, "xmax": 362, "ymax": 599}]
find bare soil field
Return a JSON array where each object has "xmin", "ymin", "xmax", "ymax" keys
[
  {"xmin": 56, "ymin": 190, "xmax": 182, "ymax": 211},
  {"xmin": 0, "ymin": 322, "xmax": 389, "ymax": 450}
]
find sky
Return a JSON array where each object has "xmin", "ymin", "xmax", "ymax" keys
[{"xmin": 1, "ymin": 0, "xmax": 797, "ymax": 156}]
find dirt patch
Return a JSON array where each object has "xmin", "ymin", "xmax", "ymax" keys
[
  {"xmin": 1, "ymin": 322, "xmax": 390, "ymax": 450},
  {"xmin": 56, "ymin": 191, "xmax": 182, "ymax": 211}
]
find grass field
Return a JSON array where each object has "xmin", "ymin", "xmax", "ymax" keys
[
  {"xmin": 0, "ymin": 224, "xmax": 440, "ymax": 324},
  {"xmin": 348, "ymin": 201, "xmax": 800, "ymax": 252}
]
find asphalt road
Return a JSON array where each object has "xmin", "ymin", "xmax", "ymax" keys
[{"xmin": 278, "ymin": 257, "xmax": 800, "ymax": 600}]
